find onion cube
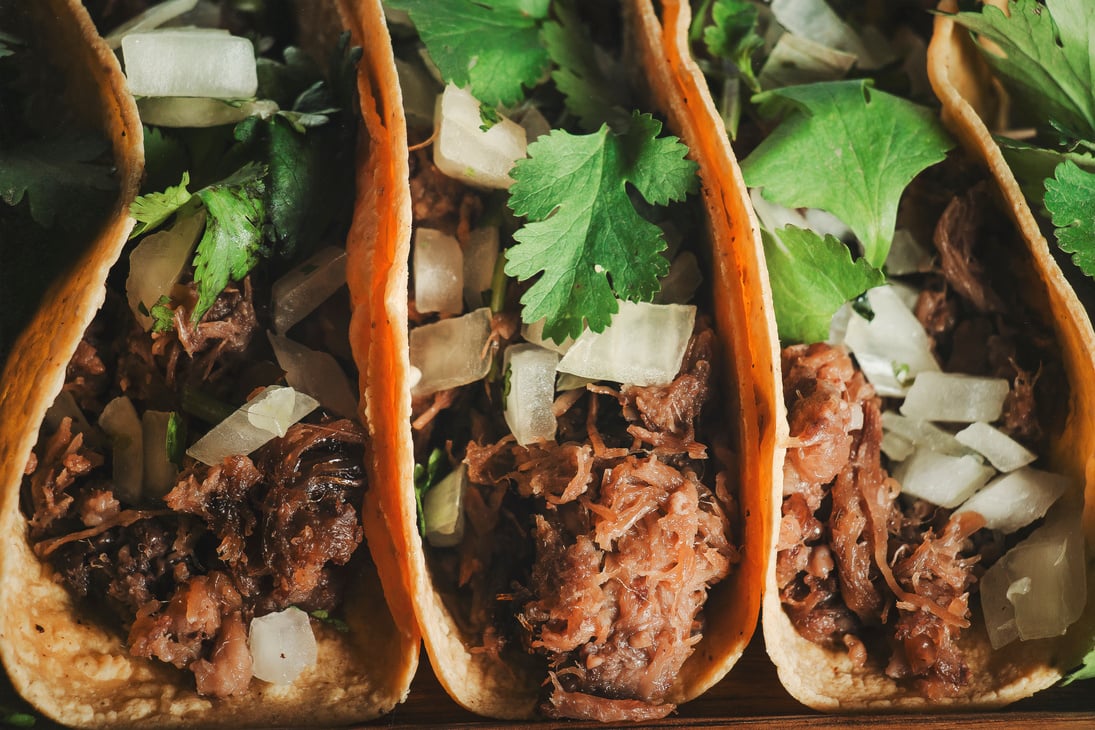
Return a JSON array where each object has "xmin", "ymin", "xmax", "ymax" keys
[
  {"xmin": 249, "ymin": 607, "xmax": 317, "ymax": 685},
  {"xmin": 892, "ymin": 449, "xmax": 994, "ymax": 508},
  {"xmin": 522, "ymin": 318, "xmax": 574, "ymax": 355},
  {"xmin": 122, "ymin": 30, "xmax": 258, "ymax": 99},
  {"xmin": 900, "ymin": 372, "xmax": 1010, "ymax": 423},
  {"xmin": 955, "ymin": 422, "xmax": 1037, "ymax": 473},
  {"xmin": 955, "ymin": 467, "xmax": 1072, "ymax": 534},
  {"xmin": 99, "ymin": 396, "xmax": 144, "ymax": 504},
  {"xmin": 880, "ymin": 412, "xmax": 968, "ymax": 457},
  {"xmin": 272, "ymin": 246, "xmax": 347, "ymax": 334},
  {"xmin": 434, "ymin": 84, "xmax": 527, "ymax": 189},
  {"xmin": 409, "ymin": 308, "xmax": 492, "ymax": 396},
  {"xmin": 504, "ymin": 344, "xmax": 559, "ymax": 445},
  {"xmin": 414, "ymin": 228, "xmax": 464, "ymax": 314},
  {"xmin": 462, "ymin": 226, "xmax": 499, "ymax": 309},
  {"xmin": 268, "ymin": 332, "xmax": 358, "ymax": 419},
  {"xmin": 187, "ymin": 386, "xmax": 318, "ymax": 466},
  {"xmin": 137, "ymin": 97, "xmax": 277, "ymax": 128},
  {"xmin": 142, "ymin": 411, "xmax": 179, "ymax": 500},
  {"xmin": 105, "ymin": 0, "xmax": 199, "ymax": 49},
  {"xmin": 844, "ymin": 285, "xmax": 940, "ymax": 397},
  {"xmin": 424, "ymin": 464, "xmax": 467, "ymax": 548},
  {"xmin": 655, "ymin": 251, "xmax": 703, "ymax": 305},
  {"xmin": 981, "ymin": 505, "xmax": 1085, "ymax": 648},
  {"xmin": 880, "ymin": 430, "xmax": 914, "ymax": 462},
  {"xmin": 44, "ymin": 391, "xmax": 92, "ymax": 436},
  {"xmin": 557, "ymin": 301, "xmax": 696, "ymax": 387},
  {"xmin": 395, "ymin": 58, "xmax": 441, "ymax": 128},
  {"xmin": 127, "ymin": 211, "xmax": 205, "ymax": 329}
]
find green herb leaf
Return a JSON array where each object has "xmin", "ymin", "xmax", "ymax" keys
[
  {"xmin": 0, "ymin": 706, "xmax": 35, "ymax": 728},
  {"xmin": 191, "ymin": 163, "xmax": 267, "ymax": 321},
  {"xmin": 1044, "ymin": 160, "xmax": 1095, "ymax": 278},
  {"xmin": 0, "ymin": 135, "xmax": 116, "ymax": 228},
  {"xmin": 414, "ymin": 448, "xmax": 447, "ymax": 536},
  {"xmin": 762, "ymin": 225, "xmax": 885, "ymax": 343},
  {"xmin": 541, "ymin": 3, "xmax": 631, "ymax": 132},
  {"xmin": 741, "ymin": 80, "xmax": 953, "ymax": 267},
  {"xmin": 704, "ymin": 0, "xmax": 763, "ymax": 93},
  {"xmin": 130, "ymin": 172, "xmax": 193, "ymax": 238},
  {"xmin": 309, "ymin": 609, "xmax": 350, "ymax": 633},
  {"xmin": 0, "ymin": 31, "xmax": 22, "ymax": 59},
  {"xmin": 385, "ymin": 0, "xmax": 551, "ymax": 107},
  {"xmin": 946, "ymin": 0, "xmax": 1095, "ymax": 141},
  {"xmin": 1063, "ymin": 645, "xmax": 1095, "ymax": 684},
  {"xmin": 506, "ymin": 112, "xmax": 697, "ymax": 342},
  {"xmin": 997, "ymin": 135, "xmax": 1095, "ymax": 206},
  {"xmin": 149, "ymin": 295, "xmax": 177, "ymax": 334},
  {"xmin": 165, "ymin": 411, "xmax": 185, "ymax": 466}
]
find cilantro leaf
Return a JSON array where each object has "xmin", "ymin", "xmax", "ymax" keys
[
  {"xmin": 947, "ymin": 0, "xmax": 1095, "ymax": 141},
  {"xmin": 997, "ymin": 135, "xmax": 1095, "ymax": 205},
  {"xmin": 0, "ymin": 135, "xmax": 116, "ymax": 228},
  {"xmin": 704, "ymin": 0, "xmax": 763, "ymax": 94},
  {"xmin": 506, "ymin": 112, "xmax": 697, "ymax": 342},
  {"xmin": 741, "ymin": 80, "xmax": 953, "ymax": 267},
  {"xmin": 0, "ymin": 31, "xmax": 21, "ymax": 59},
  {"xmin": 1063, "ymin": 645, "xmax": 1095, "ymax": 684},
  {"xmin": 762, "ymin": 225, "xmax": 885, "ymax": 343},
  {"xmin": 541, "ymin": 3, "xmax": 631, "ymax": 132},
  {"xmin": 385, "ymin": 0, "xmax": 551, "ymax": 107},
  {"xmin": 1044, "ymin": 160, "xmax": 1095, "ymax": 278},
  {"xmin": 130, "ymin": 172, "xmax": 193, "ymax": 238},
  {"xmin": 191, "ymin": 164, "xmax": 267, "ymax": 322},
  {"xmin": 148, "ymin": 295, "xmax": 177, "ymax": 334}
]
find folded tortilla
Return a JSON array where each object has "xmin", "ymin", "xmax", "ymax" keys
[
  {"xmin": 0, "ymin": 1, "xmax": 419, "ymax": 726},
  {"xmin": 672, "ymin": 0, "xmax": 1095, "ymax": 710},
  {"xmin": 352, "ymin": 0, "xmax": 778, "ymax": 718}
]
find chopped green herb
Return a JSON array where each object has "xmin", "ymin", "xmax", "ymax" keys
[
  {"xmin": 0, "ymin": 134, "xmax": 116, "ymax": 228},
  {"xmin": 702, "ymin": 0, "xmax": 763, "ymax": 94},
  {"xmin": 1044, "ymin": 160, "xmax": 1095, "ymax": 278},
  {"xmin": 165, "ymin": 412, "xmax": 186, "ymax": 466},
  {"xmin": 742, "ymin": 80, "xmax": 954, "ymax": 268},
  {"xmin": 149, "ymin": 295, "xmax": 176, "ymax": 334},
  {"xmin": 413, "ymin": 448, "xmax": 447, "ymax": 536},
  {"xmin": 130, "ymin": 172, "xmax": 193, "ymax": 238},
  {"xmin": 0, "ymin": 706, "xmax": 34, "ymax": 728},
  {"xmin": 309, "ymin": 609, "xmax": 350, "ymax": 633},
  {"xmin": 1064, "ymin": 646, "xmax": 1095, "ymax": 684},
  {"xmin": 761, "ymin": 225, "xmax": 884, "ymax": 344},
  {"xmin": 506, "ymin": 112, "xmax": 697, "ymax": 342},
  {"xmin": 384, "ymin": 0, "xmax": 551, "ymax": 107}
]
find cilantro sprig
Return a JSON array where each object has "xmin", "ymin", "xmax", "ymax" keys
[
  {"xmin": 505, "ymin": 112, "xmax": 698, "ymax": 342},
  {"xmin": 414, "ymin": 448, "xmax": 446, "ymax": 536},
  {"xmin": 0, "ymin": 135, "xmax": 117, "ymax": 228},
  {"xmin": 1044, "ymin": 161, "xmax": 1095, "ymax": 277}
]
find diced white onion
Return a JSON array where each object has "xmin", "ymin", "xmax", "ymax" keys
[
  {"xmin": 186, "ymin": 386, "xmax": 318, "ymax": 466},
  {"xmin": 504, "ymin": 344, "xmax": 559, "ymax": 445},
  {"xmin": 655, "ymin": 251, "xmax": 703, "ymax": 305},
  {"xmin": 557, "ymin": 373, "xmax": 595, "ymax": 391},
  {"xmin": 750, "ymin": 188, "xmax": 809, "ymax": 233},
  {"xmin": 249, "ymin": 607, "xmax": 317, "ymax": 685},
  {"xmin": 395, "ymin": 58, "xmax": 441, "ymax": 128},
  {"xmin": 137, "ymin": 97, "xmax": 277, "ymax": 128},
  {"xmin": 271, "ymin": 246, "xmax": 347, "ymax": 335},
  {"xmin": 802, "ymin": 208, "xmax": 852, "ymax": 242},
  {"xmin": 955, "ymin": 422, "xmax": 1037, "ymax": 473},
  {"xmin": 522, "ymin": 318, "xmax": 574, "ymax": 355},
  {"xmin": 892, "ymin": 449, "xmax": 994, "ymax": 508},
  {"xmin": 268, "ymin": 332, "xmax": 358, "ymax": 419},
  {"xmin": 99, "ymin": 396, "xmax": 144, "ymax": 504},
  {"xmin": 770, "ymin": 0, "xmax": 878, "ymax": 66},
  {"xmin": 880, "ymin": 430, "xmax": 914, "ymax": 462},
  {"xmin": 142, "ymin": 411, "xmax": 179, "ymax": 499},
  {"xmin": 885, "ymin": 228, "xmax": 932, "ymax": 276},
  {"xmin": 127, "ymin": 210, "xmax": 205, "ymax": 329},
  {"xmin": 44, "ymin": 390, "xmax": 92, "ymax": 436},
  {"xmin": 105, "ymin": 0, "xmax": 199, "ymax": 49},
  {"xmin": 424, "ymin": 464, "xmax": 467, "ymax": 548},
  {"xmin": 516, "ymin": 105, "xmax": 552, "ymax": 143},
  {"xmin": 414, "ymin": 228, "xmax": 464, "ymax": 314},
  {"xmin": 409, "ymin": 308, "xmax": 492, "ymax": 396},
  {"xmin": 981, "ymin": 503, "xmax": 1086, "ymax": 648},
  {"xmin": 843, "ymin": 285, "xmax": 940, "ymax": 397},
  {"xmin": 880, "ymin": 412, "xmax": 969, "ymax": 457},
  {"xmin": 899, "ymin": 372, "xmax": 1010, "ymax": 423},
  {"xmin": 434, "ymin": 84, "xmax": 527, "ymax": 189},
  {"xmin": 955, "ymin": 467, "xmax": 1072, "ymax": 534},
  {"xmin": 462, "ymin": 226, "xmax": 499, "ymax": 309},
  {"xmin": 557, "ymin": 301, "xmax": 696, "ymax": 387},
  {"xmin": 122, "ymin": 30, "xmax": 258, "ymax": 99},
  {"xmin": 757, "ymin": 32, "xmax": 857, "ymax": 88}
]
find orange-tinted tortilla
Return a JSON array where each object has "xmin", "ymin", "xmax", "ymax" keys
[
  {"xmin": 711, "ymin": 0, "xmax": 1095, "ymax": 711},
  {"xmin": 0, "ymin": 1, "xmax": 419, "ymax": 726},
  {"xmin": 358, "ymin": 0, "xmax": 778, "ymax": 718}
]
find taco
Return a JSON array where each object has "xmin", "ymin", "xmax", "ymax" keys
[
  {"xmin": 678, "ymin": 0, "xmax": 1095, "ymax": 710},
  {"xmin": 0, "ymin": 1, "xmax": 418, "ymax": 727},
  {"xmin": 355, "ymin": 0, "xmax": 774, "ymax": 720}
]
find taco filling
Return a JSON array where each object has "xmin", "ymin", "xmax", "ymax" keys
[
  {"xmin": 390, "ymin": 1, "xmax": 740, "ymax": 719},
  {"xmin": 20, "ymin": 1, "xmax": 369, "ymax": 697},
  {"xmin": 690, "ymin": 0, "xmax": 1086, "ymax": 700}
]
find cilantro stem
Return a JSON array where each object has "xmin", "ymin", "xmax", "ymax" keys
[
  {"xmin": 1, "ymin": 707, "xmax": 35, "ymax": 728},
  {"xmin": 180, "ymin": 386, "xmax": 235, "ymax": 425},
  {"xmin": 489, "ymin": 249, "xmax": 508, "ymax": 315}
]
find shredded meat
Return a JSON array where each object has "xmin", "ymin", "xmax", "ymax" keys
[{"xmin": 933, "ymin": 185, "xmax": 1005, "ymax": 315}]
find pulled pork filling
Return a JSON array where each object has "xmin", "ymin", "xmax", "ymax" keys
[
  {"xmin": 407, "ymin": 153, "xmax": 739, "ymax": 720},
  {"xmin": 777, "ymin": 178, "xmax": 1066, "ymax": 698},
  {"xmin": 22, "ymin": 280, "xmax": 366, "ymax": 697}
]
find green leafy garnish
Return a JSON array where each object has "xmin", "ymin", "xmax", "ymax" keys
[
  {"xmin": 541, "ymin": 3, "xmax": 630, "ymax": 132},
  {"xmin": 414, "ymin": 448, "xmax": 447, "ymax": 536},
  {"xmin": 309, "ymin": 609, "xmax": 350, "ymax": 633},
  {"xmin": 130, "ymin": 172, "xmax": 193, "ymax": 238},
  {"xmin": 149, "ymin": 295, "xmax": 177, "ymax": 334},
  {"xmin": 1044, "ymin": 160, "xmax": 1095, "ymax": 277},
  {"xmin": 191, "ymin": 163, "xmax": 267, "ymax": 321},
  {"xmin": 165, "ymin": 411, "xmax": 185, "ymax": 466},
  {"xmin": 384, "ymin": 0, "xmax": 551, "ymax": 107},
  {"xmin": 0, "ymin": 31, "xmax": 22, "ymax": 59},
  {"xmin": 997, "ymin": 136, "xmax": 1095, "ymax": 205},
  {"xmin": 1064, "ymin": 646, "xmax": 1095, "ymax": 684},
  {"xmin": 702, "ymin": 0, "xmax": 763, "ymax": 94},
  {"xmin": 947, "ymin": 0, "xmax": 1095, "ymax": 141},
  {"xmin": 762, "ymin": 226, "xmax": 884, "ymax": 343},
  {"xmin": 506, "ymin": 112, "xmax": 697, "ymax": 342},
  {"xmin": 0, "ymin": 706, "xmax": 34, "ymax": 728},
  {"xmin": 0, "ymin": 135, "xmax": 116, "ymax": 228},
  {"xmin": 741, "ymin": 80, "xmax": 954, "ymax": 267}
]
